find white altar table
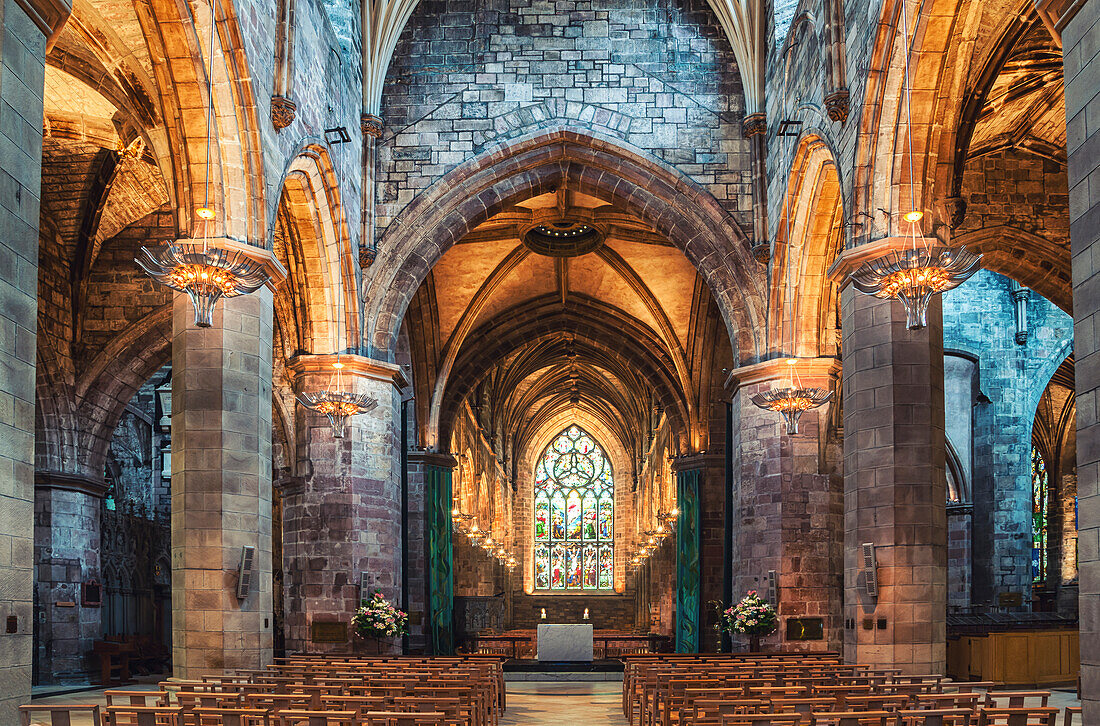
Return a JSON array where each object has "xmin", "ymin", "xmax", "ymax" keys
[{"xmin": 536, "ymin": 623, "xmax": 594, "ymax": 661}]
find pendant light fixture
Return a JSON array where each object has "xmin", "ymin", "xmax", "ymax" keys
[
  {"xmin": 295, "ymin": 355, "xmax": 379, "ymax": 438},
  {"xmin": 750, "ymin": 114, "xmax": 832, "ymax": 435},
  {"xmin": 847, "ymin": 2, "xmax": 980, "ymax": 328},
  {"xmin": 136, "ymin": 0, "xmax": 271, "ymax": 326}
]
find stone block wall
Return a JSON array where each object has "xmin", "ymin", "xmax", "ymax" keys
[
  {"xmin": 378, "ymin": 0, "xmax": 752, "ymax": 235},
  {"xmin": 0, "ymin": 0, "xmax": 46, "ymax": 717},
  {"xmin": 1064, "ymin": 1, "xmax": 1100, "ymax": 717},
  {"xmin": 942, "ymin": 269, "xmax": 1073, "ymax": 607}
]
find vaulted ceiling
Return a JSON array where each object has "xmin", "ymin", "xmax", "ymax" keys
[{"xmin": 403, "ymin": 188, "xmax": 732, "ymax": 482}]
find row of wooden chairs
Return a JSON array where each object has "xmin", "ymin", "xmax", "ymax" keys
[
  {"xmin": 618, "ymin": 654, "xmax": 1079, "ymax": 726},
  {"xmin": 21, "ymin": 656, "xmax": 505, "ymax": 726}
]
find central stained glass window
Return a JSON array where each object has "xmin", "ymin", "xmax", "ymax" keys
[{"xmin": 533, "ymin": 426, "xmax": 614, "ymax": 590}]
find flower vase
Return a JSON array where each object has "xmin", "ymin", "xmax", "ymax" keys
[{"xmin": 748, "ymin": 635, "xmax": 761, "ymax": 653}]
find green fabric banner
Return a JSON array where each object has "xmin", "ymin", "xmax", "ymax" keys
[
  {"xmin": 675, "ymin": 469, "xmax": 701, "ymax": 653},
  {"xmin": 426, "ymin": 464, "xmax": 454, "ymax": 655}
]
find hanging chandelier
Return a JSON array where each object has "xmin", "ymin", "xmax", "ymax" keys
[
  {"xmin": 849, "ymin": 243, "xmax": 981, "ymax": 329},
  {"xmin": 137, "ymin": 232, "xmax": 271, "ymax": 327},
  {"xmin": 136, "ymin": 0, "xmax": 271, "ymax": 326},
  {"xmin": 846, "ymin": 8, "xmax": 979, "ymax": 326},
  {"xmin": 750, "ymin": 372, "xmax": 834, "ymax": 435},
  {"xmin": 295, "ymin": 356, "xmax": 378, "ymax": 438}
]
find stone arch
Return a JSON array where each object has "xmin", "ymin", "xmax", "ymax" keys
[
  {"xmin": 771, "ymin": 133, "xmax": 844, "ymax": 358},
  {"xmin": 853, "ymin": 0, "xmax": 983, "ymax": 238},
  {"xmin": 139, "ymin": 0, "xmax": 267, "ymax": 241},
  {"xmin": 364, "ymin": 127, "xmax": 765, "ymax": 364},
  {"xmin": 75, "ymin": 306, "xmax": 173, "ymax": 480},
  {"xmin": 952, "ymin": 226, "xmax": 1071, "ymax": 314},
  {"xmin": 274, "ymin": 142, "xmax": 359, "ymax": 355},
  {"xmin": 1027, "ymin": 339, "xmax": 1074, "ymax": 429}
]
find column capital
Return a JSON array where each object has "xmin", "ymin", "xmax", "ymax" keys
[
  {"xmin": 724, "ymin": 356, "xmax": 840, "ymax": 393},
  {"xmin": 408, "ymin": 450, "xmax": 457, "ymax": 470},
  {"xmin": 826, "ymin": 236, "xmax": 945, "ymax": 286},
  {"xmin": 741, "ymin": 112, "xmax": 767, "ymax": 138},
  {"xmin": 670, "ymin": 452, "xmax": 722, "ymax": 474},
  {"xmin": 172, "ymin": 237, "xmax": 289, "ymax": 291},
  {"xmin": 361, "ymin": 113, "xmax": 384, "ymax": 139},
  {"xmin": 34, "ymin": 471, "xmax": 109, "ymax": 499},
  {"xmin": 286, "ymin": 353, "xmax": 407, "ymax": 390}
]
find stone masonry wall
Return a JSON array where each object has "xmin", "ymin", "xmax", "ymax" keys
[
  {"xmin": 377, "ymin": 0, "xmax": 752, "ymax": 236},
  {"xmin": 0, "ymin": 0, "xmax": 46, "ymax": 718},
  {"xmin": 942, "ymin": 269, "xmax": 1073, "ymax": 608}
]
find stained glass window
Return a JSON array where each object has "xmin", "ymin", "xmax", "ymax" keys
[
  {"xmin": 1031, "ymin": 446, "xmax": 1049, "ymax": 584},
  {"xmin": 533, "ymin": 426, "xmax": 613, "ymax": 590}
]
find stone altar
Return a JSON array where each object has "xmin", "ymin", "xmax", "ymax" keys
[{"xmin": 536, "ymin": 623, "xmax": 594, "ymax": 661}]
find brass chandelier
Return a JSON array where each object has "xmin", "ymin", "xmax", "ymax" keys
[
  {"xmin": 750, "ymin": 361, "xmax": 834, "ymax": 435},
  {"xmin": 136, "ymin": 0, "xmax": 271, "ymax": 326},
  {"xmin": 847, "ymin": 4, "xmax": 980, "ymax": 326},
  {"xmin": 295, "ymin": 356, "xmax": 378, "ymax": 438}
]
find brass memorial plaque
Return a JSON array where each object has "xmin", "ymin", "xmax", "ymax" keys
[
  {"xmin": 785, "ymin": 617, "xmax": 825, "ymax": 641},
  {"xmin": 311, "ymin": 621, "xmax": 348, "ymax": 643}
]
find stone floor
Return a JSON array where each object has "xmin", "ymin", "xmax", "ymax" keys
[{"xmin": 26, "ymin": 681, "xmax": 1081, "ymax": 725}]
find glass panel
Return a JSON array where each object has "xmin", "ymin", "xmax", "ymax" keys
[
  {"xmin": 535, "ymin": 545, "xmax": 550, "ymax": 589},
  {"xmin": 1032, "ymin": 446, "xmax": 1048, "ymax": 584},
  {"xmin": 532, "ymin": 426, "xmax": 615, "ymax": 590},
  {"xmin": 598, "ymin": 544, "xmax": 613, "ymax": 589},
  {"xmin": 535, "ymin": 496, "xmax": 549, "ymax": 541},
  {"xmin": 551, "ymin": 545, "xmax": 565, "ymax": 589},
  {"xmin": 566, "ymin": 490, "xmax": 583, "ymax": 539},
  {"xmin": 583, "ymin": 493, "xmax": 597, "ymax": 540},
  {"xmin": 583, "ymin": 544, "xmax": 597, "ymax": 588},
  {"xmin": 550, "ymin": 492, "xmax": 566, "ymax": 540},
  {"xmin": 598, "ymin": 496, "xmax": 613, "ymax": 540}
]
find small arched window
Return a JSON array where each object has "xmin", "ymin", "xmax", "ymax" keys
[
  {"xmin": 1031, "ymin": 445, "xmax": 1049, "ymax": 584},
  {"xmin": 533, "ymin": 426, "xmax": 613, "ymax": 590}
]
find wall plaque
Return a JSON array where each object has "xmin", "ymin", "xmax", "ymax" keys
[
  {"xmin": 82, "ymin": 581, "xmax": 101, "ymax": 607},
  {"xmin": 998, "ymin": 592, "xmax": 1023, "ymax": 608},
  {"xmin": 311, "ymin": 621, "xmax": 348, "ymax": 643},
  {"xmin": 785, "ymin": 617, "xmax": 824, "ymax": 641}
]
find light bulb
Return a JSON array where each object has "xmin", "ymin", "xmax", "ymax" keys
[{"xmin": 903, "ymin": 210, "xmax": 923, "ymax": 222}]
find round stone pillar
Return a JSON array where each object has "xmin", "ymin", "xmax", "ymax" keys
[
  {"xmin": 727, "ymin": 358, "xmax": 842, "ymax": 653},
  {"xmin": 282, "ymin": 354, "xmax": 404, "ymax": 654}
]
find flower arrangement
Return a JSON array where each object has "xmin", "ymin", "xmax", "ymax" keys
[
  {"xmin": 352, "ymin": 591, "xmax": 409, "ymax": 639},
  {"xmin": 719, "ymin": 590, "xmax": 778, "ymax": 637}
]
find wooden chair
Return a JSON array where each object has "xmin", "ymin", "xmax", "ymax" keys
[
  {"xmin": 18, "ymin": 704, "xmax": 101, "ymax": 726},
  {"xmin": 894, "ymin": 709, "xmax": 974, "ymax": 726},
  {"xmin": 718, "ymin": 714, "xmax": 805, "ymax": 726},
  {"xmin": 272, "ymin": 711, "xmax": 357, "ymax": 726},
  {"xmin": 194, "ymin": 707, "xmax": 272, "ymax": 726},
  {"xmin": 975, "ymin": 708, "xmax": 1060, "ymax": 726},
  {"xmin": 105, "ymin": 705, "xmax": 184, "ymax": 726},
  {"xmin": 809, "ymin": 711, "xmax": 893, "ymax": 726},
  {"xmin": 362, "ymin": 711, "xmax": 448, "ymax": 726},
  {"xmin": 982, "ymin": 694, "xmax": 1051, "ymax": 709},
  {"xmin": 1062, "ymin": 707, "xmax": 1081, "ymax": 726}
]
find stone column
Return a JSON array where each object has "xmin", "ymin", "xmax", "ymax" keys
[
  {"xmin": 837, "ymin": 284, "xmax": 947, "ymax": 674},
  {"xmin": 728, "ymin": 359, "xmax": 842, "ymax": 653},
  {"xmin": 742, "ymin": 114, "xmax": 769, "ymax": 262},
  {"xmin": 409, "ymin": 451, "xmax": 454, "ymax": 655},
  {"xmin": 171, "ymin": 289, "xmax": 275, "ymax": 677},
  {"xmin": 33, "ymin": 473, "xmax": 107, "ymax": 684},
  {"xmin": 0, "ymin": 0, "xmax": 65, "ymax": 716},
  {"xmin": 359, "ymin": 115, "xmax": 383, "ymax": 268},
  {"xmin": 282, "ymin": 354, "xmax": 403, "ymax": 655},
  {"xmin": 1064, "ymin": 1, "xmax": 1100, "ymax": 717}
]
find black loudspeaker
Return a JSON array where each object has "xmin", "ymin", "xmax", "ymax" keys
[
  {"xmin": 360, "ymin": 572, "xmax": 371, "ymax": 602},
  {"xmin": 861, "ymin": 542, "xmax": 878, "ymax": 597},
  {"xmin": 236, "ymin": 546, "xmax": 255, "ymax": 600},
  {"xmin": 766, "ymin": 570, "xmax": 778, "ymax": 606}
]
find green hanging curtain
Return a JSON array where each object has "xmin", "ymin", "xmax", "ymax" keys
[
  {"xmin": 426, "ymin": 464, "xmax": 454, "ymax": 655},
  {"xmin": 675, "ymin": 469, "xmax": 701, "ymax": 653}
]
